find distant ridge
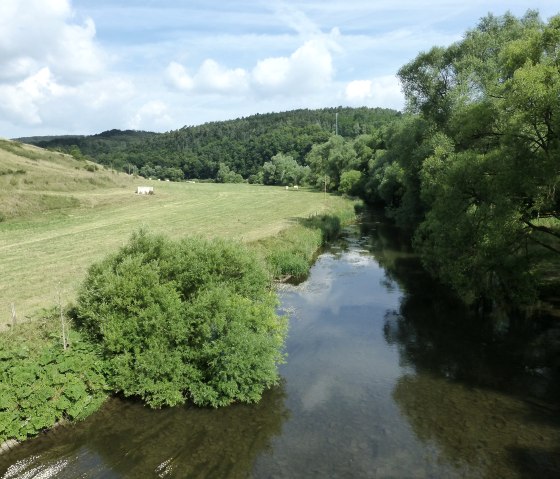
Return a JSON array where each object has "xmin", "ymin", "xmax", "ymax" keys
[{"xmin": 19, "ymin": 107, "xmax": 400, "ymax": 180}]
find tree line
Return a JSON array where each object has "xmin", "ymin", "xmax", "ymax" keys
[
  {"xmin": 299, "ymin": 11, "xmax": 559, "ymax": 308},
  {"xmin": 359, "ymin": 10, "xmax": 559, "ymax": 307},
  {"xmin": 24, "ymin": 107, "xmax": 399, "ymax": 182}
]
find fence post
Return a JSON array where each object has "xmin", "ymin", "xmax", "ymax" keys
[
  {"xmin": 10, "ymin": 303, "xmax": 17, "ymax": 327},
  {"xmin": 57, "ymin": 284, "xmax": 68, "ymax": 350}
]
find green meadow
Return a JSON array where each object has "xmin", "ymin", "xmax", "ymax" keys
[{"xmin": 0, "ymin": 140, "xmax": 354, "ymax": 326}]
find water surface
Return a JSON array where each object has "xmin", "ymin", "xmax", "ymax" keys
[{"xmin": 2, "ymin": 214, "xmax": 559, "ymax": 478}]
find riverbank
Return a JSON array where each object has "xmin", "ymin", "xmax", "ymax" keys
[
  {"xmin": 0, "ymin": 200, "xmax": 358, "ymax": 450},
  {"xmin": 3, "ymin": 213, "xmax": 558, "ymax": 478}
]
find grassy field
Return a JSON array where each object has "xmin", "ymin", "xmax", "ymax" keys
[{"xmin": 0, "ymin": 140, "xmax": 354, "ymax": 326}]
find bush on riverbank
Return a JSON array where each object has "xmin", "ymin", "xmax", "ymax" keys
[
  {"xmin": 259, "ymin": 224, "xmax": 323, "ymax": 278},
  {"xmin": 75, "ymin": 231, "xmax": 288, "ymax": 408},
  {"xmin": 257, "ymin": 210, "xmax": 354, "ymax": 279},
  {"xmin": 0, "ymin": 316, "xmax": 107, "ymax": 443}
]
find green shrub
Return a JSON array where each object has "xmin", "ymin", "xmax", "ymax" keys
[
  {"xmin": 75, "ymin": 230, "xmax": 287, "ymax": 408},
  {"xmin": 0, "ymin": 169, "xmax": 26, "ymax": 176},
  {"xmin": 339, "ymin": 169, "xmax": 363, "ymax": 196},
  {"xmin": 256, "ymin": 213, "xmax": 347, "ymax": 279},
  {"xmin": 184, "ymin": 286, "xmax": 285, "ymax": 406},
  {"xmin": 0, "ymin": 318, "xmax": 107, "ymax": 443},
  {"xmin": 300, "ymin": 214, "xmax": 342, "ymax": 243},
  {"xmin": 266, "ymin": 248, "xmax": 311, "ymax": 278}
]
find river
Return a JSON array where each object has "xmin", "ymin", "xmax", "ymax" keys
[{"xmin": 1, "ymin": 213, "xmax": 559, "ymax": 478}]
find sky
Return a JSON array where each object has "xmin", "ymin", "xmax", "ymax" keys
[{"xmin": 1, "ymin": 1, "xmax": 558, "ymax": 138}]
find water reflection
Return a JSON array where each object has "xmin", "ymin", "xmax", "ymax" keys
[
  {"xmin": 1, "ymin": 384, "xmax": 289, "ymax": 478},
  {"xmin": 258, "ymin": 232, "xmax": 471, "ymax": 478},
  {"xmin": 393, "ymin": 373, "xmax": 560, "ymax": 478},
  {"xmin": 360, "ymin": 211, "xmax": 560, "ymax": 478}
]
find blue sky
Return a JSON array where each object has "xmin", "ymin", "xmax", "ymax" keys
[{"xmin": 1, "ymin": 1, "xmax": 558, "ymax": 138}]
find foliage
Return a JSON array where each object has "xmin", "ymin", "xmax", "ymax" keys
[
  {"xmin": 407, "ymin": 11, "xmax": 560, "ymax": 303},
  {"xmin": 0, "ymin": 139, "xmax": 45, "ymax": 162},
  {"xmin": 75, "ymin": 231, "xmax": 288, "ymax": 408},
  {"xmin": 0, "ymin": 191, "xmax": 355, "ymax": 444},
  {"xmin": 0, "ymin": 168, "xmax": 26, "ymax": 176},
  {"xmin": 305, "ymin": 134, "xmax": 359, "ymax": 191},
  {"xmin": 261, "ymin": 153, "xmax": 309, "ymax": 186},
  {"xmin": 16, "ymin": 130, "xmax": 157, "ymax": 171},
  {"xmin": 216, "ymin": 163, "xmax": 244, "ymax": 183},
  {"xmin": 259, "ymin": 225, "xmax": 323, "ymax": 278},
  {"xmin": 183, "ymin": 286, "xmax": 283, "ymax": 406},
  {"xmin": 139, "ymin": 164, "xmax": 184, "ymax": 181},
  {"xmin": 359, "ymin": 10, "xmax": 560, "ymax": 306},
  {"xmin": 256, "ymin": 212, "xmax": 351, "ymax": 279},
  {"xmin": 22, "ymin": 108, "xmax": 400, "ymax": 180},
  {"xmin": 0, "ymin": 317, "xmax": 107, "ymax": 443},
  {"xmin": 339, "ymin": 169, "xmax": 363, "ymax": 196}
]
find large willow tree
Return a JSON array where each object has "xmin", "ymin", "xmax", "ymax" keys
[{"xmin": 398, "ymin": 11, "xmax": 560, "ymax": 304}]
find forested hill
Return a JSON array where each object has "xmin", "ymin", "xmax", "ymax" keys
[
  {"xmin": 17, "ymin": 129, "xmax": 158, "ymax": 171},
  {"xmin": 19, "ymin": 107, "xmax": 400, "ymax": 180}
]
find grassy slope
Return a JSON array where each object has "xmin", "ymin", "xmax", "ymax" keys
[{"xmin": 0, "ymin": 140, "xmax": 353, "ymax": 325}]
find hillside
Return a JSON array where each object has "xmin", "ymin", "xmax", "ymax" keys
[
  {"xmin": 20, "ymin": 107, "xmax": 400, "ymax": 180},
  {"xmin": 0, "ymin": 139, "xmax": 139, "ymax": 221}
]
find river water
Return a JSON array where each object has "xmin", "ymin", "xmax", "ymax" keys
[{"xmin": 1, "ymin": 214, "xmax": 560, "ymax": 478}]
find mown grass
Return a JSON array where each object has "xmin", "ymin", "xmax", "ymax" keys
[{"xmin": 0, "ymin": 140, "xmax": 356, "ymax": 326}]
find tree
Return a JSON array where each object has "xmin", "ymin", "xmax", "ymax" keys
[
  {"xmin": 261, "ymin": 153, "xmax": 309, "ymax": 186},
  {"xmin": 339, "ymin": 170, "xmax": 362, "ymax": 196},
  {"xmin": 163, "ymin": 167, "xmax": 184, "ymax": 181},
  {"xmin": 396, "ymin": 11, "xmax": 560, "ymax": 304},
  {"xmin": 362, "ymin": 116, "xmax": 432, "ymax": 228},
  {"xmin": 306, "ymin": 135, "xmax": 359, "ymax": 191},
  {"xmin": 75, "ymin": 231, "xmax": 288, "ymax": 408},
  {"xmin": 216, "ymin": 163, "xmax": 244, "ymax": 183}
]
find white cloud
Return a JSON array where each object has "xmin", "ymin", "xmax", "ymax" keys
[
  {"xmin": 252, "ymin": 56, "xmax": 291, "ymax": 89},
  {"xmin": 166, "ymin": 62, "xmax": 194, "ymax": 90},
  {"xmin": 196, "ymin": 60, "xmax": 249, "ymax": 93},
  {"xmin": 166, "ymin": 59, "xmax": 248, "ymax": 94},
  {"xmin": 168, "ymin": 31, "xmax": 339, "ymax": 100},
  {"xmin": 7, "ymin": 0, "xmax": 554, "ymax": 137},
  {"xmin": 51, "ymin": 17, "xmax": 105, "ymax": 80},
  {"xmin": 0, "ymin": 68, "xmax": 135, "ymax": 134},
  {"xmin": 0, "ymin": 68, "xmax": 67, "ymax": 125},
  {"xmin": 36, "ymin": 75, "xmax": 136, "ymax": 133},
  {"xmin": 272, "ymin": 2, "xmax": 322, "ymax": 37},
  {"xmin": 344, "ymin": 76, "xmax": 404, "ymax": 109},
  {"xmin": 345, "ymin": 80, "xmax": 373, "ymax": 102},
  {"xmin": 0, "ymin": 58, "xmax": 38, "ymax": 82},
  {"xmin": 0, "ymin": 0, "xmax": 105, "ymax": 82},
  {"xmin": 0, "ymin": 0, "xmax": 115, "ymax": 133},
  {"xmin": 129, "ymin": 101, "xmax": 173, "ymax": 131},
  {"xmin": 252, "ymin": 36, "xmax": 335, "ymax": 95},
  {"xmin": 0, "ymin": 0, "xmax": 135, "ymax": 134}
]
